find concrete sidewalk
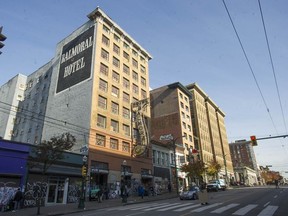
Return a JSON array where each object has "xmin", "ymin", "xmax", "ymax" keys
[{"xmin": 1, "ymin": 192, "xmax": 178, "ymax": 216}]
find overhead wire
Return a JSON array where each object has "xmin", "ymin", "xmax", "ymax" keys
[
  {"xmin": 258, "ymin": 0, "xmax": 288, "ymax": 134},
  {"xmin": 222, "ymin": 0, "xmax": 278, "ymax": 134}
]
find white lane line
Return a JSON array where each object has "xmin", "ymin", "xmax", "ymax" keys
[
  {"xmin": 143, "ymin": 203, "xmax": 181, "ymax": 211},
  {"xmin": 232, "ymin": 204, "xmax": 258, "ymax": 215},
  {"xmin": 273, "ymin": 195, "xmax": 278, "ymax": 198},
  {"xmin": 257, "ymin": 205, "xmax": 278, "ymax": 216},
  {"xmin": 130, "ymin": 203, "xmax": 169, "ymax": 210},
  {"xmin": 191, "ymin": 203, "xmax": 222, "ymax": 212},
  {"xmin": 157, "ymin": 203, "xmax": 193, "ymax": 211},
  {"xmin": 264, "ymin": 202, "xmax": 270, "ymax": 207},
  {"xmin": 173, "ymin": 203, "xmax": 202, "ymax": 212},
  {"xmin": 210, "ymin": 203, "xmax": 240, "ymax": 213}
]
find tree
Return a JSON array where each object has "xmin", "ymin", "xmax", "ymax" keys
[
  {"xmin": 180, "ymin": 160, "xmax": 206, "ymax": 183},
  {"xmin": 28, "ymin": 132, "xmax": 76, "ymax": 215},
  {"xmin": 206, "ymin": 160, "xmax": 222, "ymax": 179}
]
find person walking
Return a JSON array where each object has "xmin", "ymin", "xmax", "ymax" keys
[
  {"xmin": 199, "ymin": 182, "xmax": 209, "ymax": 205},
  {"xmin": 168, "ymin": 182, "xmax": 172, "ymax": 193},
  {"xmin": 13, "ymin": 188, "xmax": 23, "ymax": 212}
]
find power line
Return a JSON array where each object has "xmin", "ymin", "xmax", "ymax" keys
[
  {"xmin": 222, "ymin": 0, "xmax": 278, "ymax": 134},
  {"xmin": 258, "ymin": 0, "xmax": 287, "ymax": 134}
]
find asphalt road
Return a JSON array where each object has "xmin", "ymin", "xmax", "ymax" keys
[{"xmin": 69, "ymin": 186, "xmax": 288, "ymax": 216}]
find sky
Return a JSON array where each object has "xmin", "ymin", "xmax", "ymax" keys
[{"xmin": 1, "ymin": 0, "xmax": 288, "ymax": 177}]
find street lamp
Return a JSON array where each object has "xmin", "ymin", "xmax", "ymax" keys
[
  {"xmin": 78, "ymin": 155, "xmax": 87, "ymax": 209},
  {"xmin": 122, "ymin": 160, "xmax": 127, "ymax": 203}
]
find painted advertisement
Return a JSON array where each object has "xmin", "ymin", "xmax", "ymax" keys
[{"xmin": 56, "ymin": 26, "xmax": 94, "ymax": 93}]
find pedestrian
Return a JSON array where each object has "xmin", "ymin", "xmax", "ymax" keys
[
  {"xmin": 275, "ymin": 179, "xmax": 280, "ymax": 189},
  {"xmin": 199, "ymin": 182, "xmax": 209, "ymax": 205},
  {"xmin": 97, "ymin": 187, "xmax": 103, "ymax": 203},
  {"xmin": 168, "ymin": 182, "xmax": 172, "ymax": 193},
  {"xmin": 138, "ymin": 185, "xmax": 144, "ymax": 199},
  {"xmin": 13, "ymin": 188, "xmax": 23, "ymax": 212}
]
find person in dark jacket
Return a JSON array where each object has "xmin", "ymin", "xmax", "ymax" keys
[{"xmin": 13, "ymin": 188, "xmax": 23, "ymax": 212}]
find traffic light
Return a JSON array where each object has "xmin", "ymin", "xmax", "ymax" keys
[
  {"xmin": 250, "ymin": 135, "xmax": 258, "ymax": 146},
  {"xmin": 0, "ymin": 26, "xmax": 7, "ymax": 55},
  {"xmin": 81, "ymin": 165, "xmax": 87, "ymax": 177}
]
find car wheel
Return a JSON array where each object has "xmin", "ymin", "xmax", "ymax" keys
[{"xmin": 192, "ymin": 194, "xmax": 197, "ymax": 200}]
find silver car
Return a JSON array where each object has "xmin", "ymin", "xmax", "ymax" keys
[{"xmin": 179, "ymin": 186, "xmax": 200, "ymax": 200}]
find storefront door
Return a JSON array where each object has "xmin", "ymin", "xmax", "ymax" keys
[{"xmin": 46, "ymin": 177, "xmax": 67, "ymax": 205}]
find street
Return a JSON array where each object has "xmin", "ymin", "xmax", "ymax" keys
[{"xmin": 69, "ymin": 186, "xmax": 288, "ymax": 216}]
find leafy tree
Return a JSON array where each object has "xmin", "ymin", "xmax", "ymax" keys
[
  {"xmin": 206, "ymin": 160, "xmax": 222, "ymax": 179},
  {"xmin": 27, "ymin": 132, "xmax": 76, "ymax": 215},
  {"xmin": 28, "ymin": 132, "xmax": 76, "ymax": 174},
  {"xmin": 180, "ymin": 160, "xmax": 206, "ymax": 183}
]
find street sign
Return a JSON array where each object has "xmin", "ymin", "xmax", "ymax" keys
[{"xmin": 80, "ymin": 145, "xmax": 88, "ymax": 153}]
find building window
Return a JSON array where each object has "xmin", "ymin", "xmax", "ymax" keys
[
  {"xmin": 111, "ymin": 102, "xmax": 119, "ymax": 114},
  {"xmin": 123, "ymin": 107, "xmax": 130, "ymax": 119},
  {"xmin": 132, "ymin": 58, "xmax": 138, "ymax": 68},
  {"xmin": 123, "ymin": 64, "xmax": 130, "ymax": 75},
  {"xmin": 122, "ymin": 142, "xmax": 130, "ymax": 152},
  {"xmin": 96, "ymin": 134, "xmax": 105, "ymax": 146},
  {"xmin": 111, "ymin": 86, "xmax": 119, "ymax": 98},
  {"xmin": 97, "ymin": 114, "xmax": 106, "ymax": 128},
  {"xmin": 140, "ymin": 65, "xmax": 146, "ymax": 74},
  {"xmin": 180, "ymin": 102, "xmax": 184, "ymax": 109},
  {"xmin": 102, "ymin": 34, "xmax": 110, "ymax": 46},
  {"xmin": 132, "ymin": 49, "xmax": 138, "ymax": 56},
  {"xmin": 113, "ymin": 43, "xmax": 120, "ymax": 55},
  {"xmin": 132, "ymin": 71, "xmax": 138, "ymax": 82},
  {"xmin": 123, "ymin": 124, "xmax": 130, "ymax": 136},
  {"xmin": 111, "ymin": 120, "xmax": 119, "ymax": 132},
  {"xmin": 100, "ymin": 63, "xmax": 109, "ymax": 76},
  {"xmin": 101, "ymin": 48, "xmax": 109, "ymax": 61},
  {"xmin": 123, "ymin": 42, "xmax": 129, "ymax": 50},
  {"xmin": 123, "ymin": 51, "xmax": 129, "ymax": 61},
  {"xmin": 152, "ymin": 150, "xmax": 156, "ymax": 164},
  {"xmin": 110, "ymin": 138, "xmax": 118, "ymax": 150},
  {"xmin": 113, "ymin": 57, "xmax": 120, "ymax": 68},
  {"xmin": 98, "ymin": 96, "xmax": 107, "ymax": 109},
  {"xmin": 132, "ymin": 84, "xmax": 139, "ymax": 94},
  {"xmin": 157, "ymin": 151, "xmax": 161, "ymax": 164},
  {"xmin": 123, "ymin": 78, "xmax": 130, "ymax": 89},
  {"xmin": 103, "ymin": 25, "xmax": 110, "ymax": 34},
  {"xmin": 123, "ymin": 92, "xmax": 130, "ymax": 103},
  {"xmin": 141, "ymin": 89, "xmax": 147, "ymax": 99},
  {"xmin": 114, "ymin": 34, "xmax": 120, "ymax": 42},
  {"xmin": 112, "ymin": 71, "xmax": 120, "ymax": 83},
  {"xmin": 99, "ymin": 79, "xmax": 108, "ymax": 92},
  {"xmin": 141, "ymin": 77, "xmax": 146, "ymax": 86}
]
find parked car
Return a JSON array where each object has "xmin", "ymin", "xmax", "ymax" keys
[
  {"xmin": 179, "ymin": 186, "xmax": 200, "ymax": 200},
  {"xmin": 207, "ymin": 179, "xmax": 227, "ymax": 192}
]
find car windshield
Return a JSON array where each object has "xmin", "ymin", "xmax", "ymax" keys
[{"xmin": 209, "ymin": 180, "xmax": 218, "ymax": 183}]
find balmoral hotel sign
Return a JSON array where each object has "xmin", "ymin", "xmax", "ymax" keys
[{"xmin": 56, "ymin": 26, "xmax": 95, "ymax": 93}]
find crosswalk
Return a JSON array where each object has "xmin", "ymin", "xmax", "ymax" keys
[{"xmin": 106, "ymin": 202, "xmax": 279, "ymax": 216}]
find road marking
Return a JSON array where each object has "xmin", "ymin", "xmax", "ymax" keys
[
  {"xmin": 257, "ymin": 205, "xmax": 278, "ymax": 216},
  {"xmin": 191, "ymin": 203, "xmax": 222, "ymax": 212},
  {"xmin": 129, "ymin": 203, "xmax": 168, "ymax": 210},
  {"xmin": 263, "ymin": 202, "xmax": 270, "ymax": 207},
  {"xmin": 273, "ymin": 195, "xmax": 278, "ymax": 198},
  {"xmin": 174, "ymin": 203, "xmax": 201, "ymax": 212},
  {"xmin": 232, "ymin": 204, "xmax": 258, "ymax": 215},
  {"xmin": 157, "ymin": 203, "xmax": 193, "ymax": 211},
  {"xmin": 210, "ymin": 203, "xmax": 240, "ymax": 213},
  {"xmin": 143, "ymin": 203, "xmax": 181, "ymax": 211}
]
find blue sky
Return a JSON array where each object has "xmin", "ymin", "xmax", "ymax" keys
[{"xmin": 1, "ymin": 0, "xmax": 288, "ymax": 177}]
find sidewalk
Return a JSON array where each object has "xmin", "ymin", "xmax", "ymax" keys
[{"xmin": 1, "ymin": 192, "xmax": 178, "ymax": 216}]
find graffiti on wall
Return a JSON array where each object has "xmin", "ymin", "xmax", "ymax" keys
[{"xmin": 0, "ymin": 182, "xmax": 17, "ymax": 211}]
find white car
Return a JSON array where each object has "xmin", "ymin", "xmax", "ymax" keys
[{"xmin": 179, "ymin": 186, "xmax": 200, "ymax": 200}]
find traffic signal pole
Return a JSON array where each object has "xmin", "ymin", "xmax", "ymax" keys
[{"xmin": 256, "ymin": 134, "xmax": 288, "ymax": 141}]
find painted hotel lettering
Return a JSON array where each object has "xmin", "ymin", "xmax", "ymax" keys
[
  {"xmin": 56, "ymin": 26, "xmax": 94, "ymax": 93},
  {"xmin": 61, "ymin": 36, "xmax": 93, "ymax": 78}
]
